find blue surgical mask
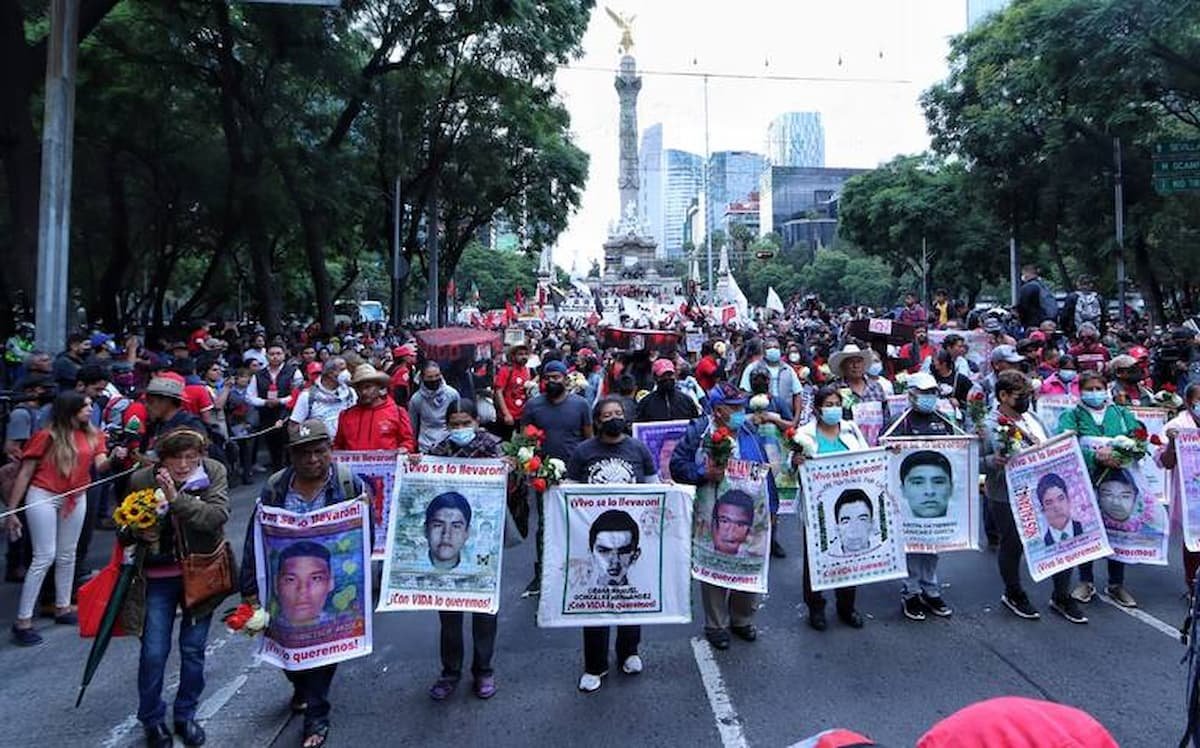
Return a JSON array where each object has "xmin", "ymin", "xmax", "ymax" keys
[
  {"xmin": 1081, "ymin": 390, "xmax": 1108, "ymax": 409},
  {"xmin": 1192, "ymin": 403, "xmax": 1200, "ymax": 420},
  {"xmin": 914, "ymin": 394, "xmax": 938, "ymax": 413},
  {"xmin": 820, "ymin": 406, "xmax": 842, "ymax": 426},
  {"xmin": 1057, "ymin": 369, "xmax": 1076, "ymax": 383},
  {"xmin": 764, "ymin": 348, "xmax": 782, "ymax": 364},
  {"xmin": 867, "ymin": 362, "xmax": 883, "ymax": 377},
  {"xmin": 728, "ymin": 411, "xmax": 747, "ymax": 430},
  {"xmin": 448, "ymin": 427, "xmax": 476, "ymax": 446}
]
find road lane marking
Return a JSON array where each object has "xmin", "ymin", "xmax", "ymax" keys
[
  {"xmin": 690, "ymin": 637, "xmax": 750, "ymax": 748},
  {"xmin": 1097, "ymin": 593, "xmax": 1182, "ymax": 640}
]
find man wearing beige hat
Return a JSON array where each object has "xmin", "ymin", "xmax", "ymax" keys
[
  {"xmin": 333, "ymin": 364, "xmax": 415, "ymax": 452},
  {"xmin": 144, "ymin": 376, "xmax": 206, "ymax": 455},
  {"xmin": 830, "ymin": 343, "xmax": 887, "ymax": 405}
]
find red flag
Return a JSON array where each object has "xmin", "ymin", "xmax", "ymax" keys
[{"xmin": 514, "ymin": 286, "xmax": 525, "ymax": 309}]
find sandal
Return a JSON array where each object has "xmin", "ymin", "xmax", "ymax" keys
[
  {"xmin": 429, "ymin": 677, "xmax": 458, "ymax": 701},
  {"xmin": 302, "ymin": 722, "xmax": 329, "ymax": 748}
]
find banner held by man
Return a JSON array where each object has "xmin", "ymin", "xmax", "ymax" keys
[
  {"xmin": 881, "ymin": 435, "xmax": 980, "ymax": 553},
  {"xmin": 333, "ymin": 450, "xmax": 400, "ymax": 560},
  {"xmin": 691, "ymin": 459, "xmax": 772, "ymax": 593}
]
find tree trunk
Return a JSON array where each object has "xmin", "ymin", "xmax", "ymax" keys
[
  {"xmin": 243, "ymin": 192, "xmax": 282, "ymax": 337},
  {"xmin": 0, "ymin": 5, "xmax": 40, "ymax": 317},
  {"xmin": 97, "ymin": 149, "xmax": 132, "ymax": 328},
  {"xmin": 1131, "ymin": 233, "xmax": 1165, "ymax": 327}
]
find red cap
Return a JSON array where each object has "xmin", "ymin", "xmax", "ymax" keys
[
  {"xmin": 393, "ymin": 345, "xmax": 416, "ymax": 359},
  {"xmin": 652, "ymin": 358, "xmax": 676, "ymax": 377}
]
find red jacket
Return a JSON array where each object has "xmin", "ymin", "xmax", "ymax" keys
[{"xmin": 333, "ymin": 399, "xmax": 415, "ymax": 452}]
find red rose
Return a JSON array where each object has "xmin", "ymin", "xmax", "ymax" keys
[
  {"xmin": 1165, "ymin": 383, "xmax": 1178, "ymax": 393},
  {"xmin": 1132, "ymin": 427, "xmax": 1148, "ymax": 441},
  {"xmin": 531, "ymin": 477, "xmax": 548, "ymax": 493},
  {"xmin": 526, "ymin": 455, "xmax": 542, "ymax": 473},
  {"xmin": 968, "ymin": 390, "xmax": 985, "ymax": 402},
  {"xmin": 712, "ymin": 427, "xmax": 732, "ymax": 442},
  {"xmin": 784, "ymin": 427, "xmax": 796, "ymax": 441},
  {"xmin": 997, "ymin": 415, "xmax": 1014, "ymax": 427},
  {"xmin": 225, "ymin": 603, "xmax": 254, "ymax": 630},
  {"xmin": 1150, "ymin": 434, "xmax": 1164, "ymax": 446}
]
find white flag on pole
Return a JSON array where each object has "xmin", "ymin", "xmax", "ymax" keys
[{"xmin": 766, "ymin": 286, "xmax": 785, "ymax": 314}]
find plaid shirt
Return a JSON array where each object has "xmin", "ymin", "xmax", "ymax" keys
[{"xmin": 427, "ymin": 430, "xmax": 503, "ymax": 458}]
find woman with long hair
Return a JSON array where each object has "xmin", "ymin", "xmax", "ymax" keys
[{"xmin": 5, "ymin": 391, "xmax": 125, "ymax": 645}]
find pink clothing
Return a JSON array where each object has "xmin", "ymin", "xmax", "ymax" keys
[{"xmin": 1039, "ymin": 375, "xmax": 1080, "ymax": 398}]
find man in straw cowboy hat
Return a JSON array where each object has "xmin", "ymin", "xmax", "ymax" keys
[{"xmin": 332, "ymin": 364, "xmax": 415, "ymax": 452}]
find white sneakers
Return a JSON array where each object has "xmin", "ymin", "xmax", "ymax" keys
[
  {"xmin": 578, "ymin": 672, "xmax": 606, "ymax": 692},
  {"xmin": 578, "ymin": 655, "xmax": 644, "ymax": 693}
]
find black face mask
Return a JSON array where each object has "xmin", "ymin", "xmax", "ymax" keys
[
  {"xmin": 1012, "ymin": 394, "xmax": 1031, "ymax": 413},
  {"xmin": 545, "ymin": 381, "xmax": 566, "ymax": 398},
  {"xmin": 657, "ymin": 378, "xmax": 675, "ymax": 392},
  {"xmin": 423, "ymin": 378, "xmax": 442, "ymax": 390},
  {"xmin": 600, "ymin": 417, "xmax": 626, "ymax": 437},
  {"xmin": 750, "ymin": 380, "xmax": 769, "ymax": 395}
]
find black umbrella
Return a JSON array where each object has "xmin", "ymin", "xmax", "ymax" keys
[{"xmin": 75, "ymin": 548, "xmax": 139, "ymax": 708}]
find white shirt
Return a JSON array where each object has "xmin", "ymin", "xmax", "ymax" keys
[{"xmin": 289, "ymin": 380, "xmax": 357, "ymax": 437}]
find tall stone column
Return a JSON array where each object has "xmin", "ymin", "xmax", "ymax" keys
[{"xmin": 615, "ymin": 55, "xmax": 642, "ymax": 221}]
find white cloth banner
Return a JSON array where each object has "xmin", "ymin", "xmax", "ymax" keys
[
  {"xmin": 538, "ymin": 484, "xmax": 694, "ymax": 627},
  {"xmin": 799, "ymin": 448, "xmax": 907, "ymax": 591},
  {"xmin": 880, "ymin": 435, "xmax": 981, "ymax": 553},
  {"xmin": 378, "ymin": 457, "xmax": 507, "ymax": 614},
  {"xmin": 333, "ymin": 451, "xmax": 400, "ymax": 561},
  {"xmin": 1078, "ymin": 437, "xmax": 1169, "ymax": 566},
  {"xmin": 691, "ymin": 459, "xmax": 772, "ymax": 593},
  {"xmin": 254, "ymin": 498, "xmax": 373, "ymax": 670},
  {"xmin": 1175, "ymin": 429, "xmax": 1200, "ymax": 553},
  {"xmin": 1004, "ymin": 434, "xmax": 1113, "ymax": 581}
]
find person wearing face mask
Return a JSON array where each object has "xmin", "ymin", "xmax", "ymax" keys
[
  {"xmin": 739, "ymin": 339, "xmax": 803, "ymax": 420},
  {"xmin": 289, "ymin": 358, "xmax": 355, "ymax": 440},
  {"xmin": 880, "ymin": 373, "xmax": 964, "ymax": 621},
  {"xmin": 1156, "ymin": 383, "xmax": 1200, "ymax": 593},
  {"xmin": 421, "ymin": 399, "xmax": 521, "ymax": 702},
  {"xmin": 981, "ymin": 371, "xmax": 1085, "ymax": 623},
  {"xmin": 1057, "ymin": 370, "xmax": 1144, "ymax": 608},
  {"xmin": 520, "ymin": 359, "xmax": 594, "ymax": 598},
  {"xmin": 566, "ymin": 398, "xmax": 657, "ymax": 692},
  {"xmin": 408, "ymin": 361, "xmax": 462, "ymax": 453},
  {"xmin": 1106, "ymin": 354, "xmax": 1154, "ymax": 407},
  {"xmin": 792, "ymin": 385, "xmax": 870, "ymax": 631},
  {"xmin": 865, "ymin": 358, "xmax": 895, "ymax": 397},
  {"xmin": 1040, "ymin": 354, "xmax": 1081, "ymax": 397},
  {"xmin": 333, "ymin": 364, "xmax": 415, "ymax": 452},
  {"xmin": 1067, "ymin": 323, "xmax": 1110, "ymax": 373},
  {"xmin": 636, "ymin": 359, "xmax": 701, "ymax": 423},
  {"xmin": 669, "ymin": 383, "xmax": 774, "ymax": 650}
]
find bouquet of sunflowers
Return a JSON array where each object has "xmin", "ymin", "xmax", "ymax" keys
[{"xmin": 112, "ymin": 488, "xmax": 167, "ymax": 531}]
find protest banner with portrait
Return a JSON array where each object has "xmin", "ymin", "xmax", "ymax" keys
[
  {"xmin": 1036, "ymin": 395, "xmax": 1077, "ymax": 437},
  {"xmin": 537, "ymin": 483, "xmax": 693, "ymax": 627},
  {"xmin": 254, "ymin": 498, "xmax": 372, "ymax": 670},
  {"xmin": 852, "ymin": 401, "xmax": 884, "ymax": 447},
  {"xmin": 1078, "ymin": 436, "xmax": 1169, "ymax": 565},
  {"xmin": 691, "ymin": 459, "xmax": 772, "ymax": 593},
  {"xmin": 633, "ymin": 420, "xmax": 690, "ymax": 483},
  {"xmin": 1175, "ymin": 429, "xmax": 1200, "ymax": 552},
  {"xmin": 880, "ymin": 435, "xmax": 980, "ymax": 553},
  {"xmin": 333, "ymin": 450, "xmax": 400, "ymax": 561},
  {"xmin": 1129, "ymin": 406, "xmax": 1171, "ymax": 505},
  {"xmin": 1004, "ymin": 434, "xmax": 1112, "ymax": 581},
  {"xmin": 758, "ymin": 422, "xmax": 798, "ymax": 515},
  {"xmin": 799, "ymin": 448, "xmax": 907, "ymax": 591},
  {"xmin": 378, "ymin": 456, "xmax": 507, "ymax": 614}
]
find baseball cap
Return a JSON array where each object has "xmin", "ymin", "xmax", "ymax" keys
[
  {"xmin": 990, "ymin": 345, "xmax": 1023, "ymax": 364},
  {"xmin": 146, "ymin": 376, "xmax": 184, "ymax": 401},
  {"xmin": 652, "ymin": 359, "xmax": 676, "ymax": 377},
  {"xmin": 289, "ymin": 418, "xmax": 331, "ymax": 448},
  {"xmin": 907, "ymin": 372, "xmax": 938, "ymax": 392},
  {"xmin": 393, "ymin": 345, "xmax": 416, "ymax": 358},
  {"xmin": 543, "ymin": 360, "xmax": 568, "ymax": 376}
]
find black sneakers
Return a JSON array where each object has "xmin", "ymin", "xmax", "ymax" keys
[
  {"xmin": 903, "ymin": 596, "xmax": 928, "ymax": 621},
  {"xmin": 921, "ymin": 594, "xmax": 953, "ymax": 618},
  {"xmin": 1050, "ymin": 595, "xmax": 1089, "ymax": 624},
  {"xmin": 1001, "ymin": 590, "xmax": 1041, "ymax": 620}
]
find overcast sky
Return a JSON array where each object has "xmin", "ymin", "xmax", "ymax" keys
[{"xmin": 550, "ymin": 0, "xmax": 968, "ymax": 272}]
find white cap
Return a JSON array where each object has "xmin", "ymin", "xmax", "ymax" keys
[{"xmin": 907, "ymin": 372, "xmax": 938, "ymax": 392}]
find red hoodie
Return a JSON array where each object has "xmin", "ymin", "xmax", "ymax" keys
[{"xmin": 333, "ymin": 398, "xmax": 415, "ymax": 452}]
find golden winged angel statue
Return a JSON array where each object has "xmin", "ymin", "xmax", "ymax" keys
[{"xmin": 605, "ymin": 6, "xmax": 636, "ymax": 54}]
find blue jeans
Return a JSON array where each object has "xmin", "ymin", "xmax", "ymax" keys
[
  {"xmin": 902, "ymin": 553, "xmax": 941, "ymax": 599},
  {"xmin": 138, "ymin": 577, "xmax": 213, "ymax": 726}
]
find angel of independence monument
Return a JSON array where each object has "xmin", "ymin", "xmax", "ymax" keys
[{"xmin": 600, "ymin": 11, "xmax": 660, "ymax": 293}]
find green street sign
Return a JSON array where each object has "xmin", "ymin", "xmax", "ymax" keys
[
  {"xmin": 1153, "ymin": 157, "xmax": 1200, "ymax": 175},
  {"xmin": 1154, "ymin": 176, "xmax": 1200, "ymax": 195},
  {"xmin": 1153, "ymin": 141, "xmax": 1200, "ymax": 157}
]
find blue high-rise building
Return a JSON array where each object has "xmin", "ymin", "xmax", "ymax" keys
[
  {"xmin": 662, "ymin": 149, "xmax": 704, "ymax": 260},
  {"xmin": 638, "ymin": 124, "xmax": 665, "ymax": 253},
  {"xmin": 706, "ymin": 151, "xmax": 767, "ymax": 239},
  {"xmin": 765, "ymin": 112, "xmax": 825, "ymax": 168}
]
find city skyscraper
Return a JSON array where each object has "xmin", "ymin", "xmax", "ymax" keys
[
  {"xmin": 662, "ymin": 149, "xmax": 704, "ymax": 260},
  {"xmin": 967, "ymin": 0, "xmax": 1011, "ymax": 27},
  {"xmin": 765, "ymin": 112, "xmax": 825, "ymax": 168},
  {"xmin": 638, "ymin": 123, "xmax": 665, "ymax": 251},
  {"xmin": 706, "ymin": 151, "xmax": 767, "ymax": 238}
]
